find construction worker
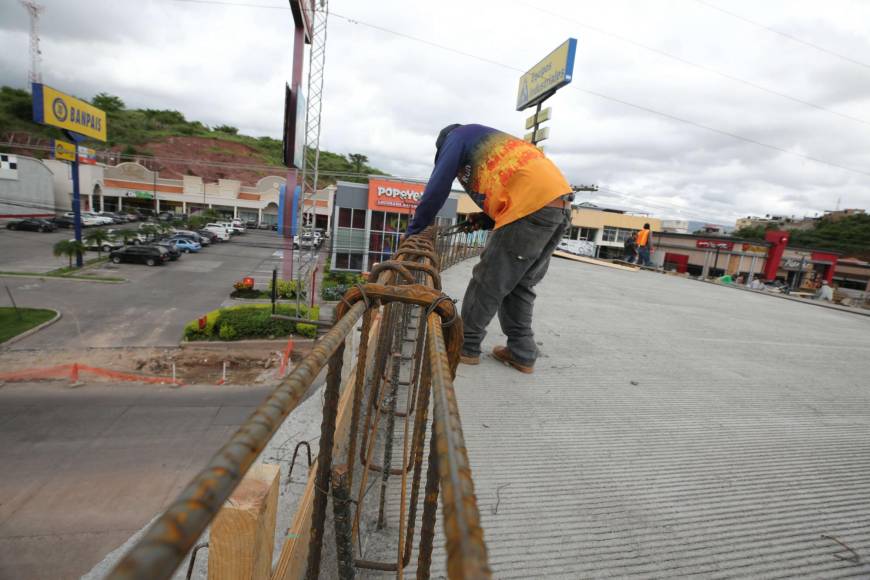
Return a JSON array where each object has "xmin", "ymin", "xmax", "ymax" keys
[
  {"xmin": 636, "ymin": 223, "xmax": 653, "ymax": 266},
  {"xmin": 406, "ymin": 123, "xmax": 573, "ymax": 374}
]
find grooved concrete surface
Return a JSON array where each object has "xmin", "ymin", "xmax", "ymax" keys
[{"xmin": 432, "ymin": 257, "xmax": 870, "ymax": 578}]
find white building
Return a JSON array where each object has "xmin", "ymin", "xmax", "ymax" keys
[{"xmin": 0, "ymin": 153, "xmax": 56, "ymax": 217}]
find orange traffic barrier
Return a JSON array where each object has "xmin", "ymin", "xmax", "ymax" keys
[{"xmin": 0, "ymin": 363, "xmax": 184, "ymax": 386}]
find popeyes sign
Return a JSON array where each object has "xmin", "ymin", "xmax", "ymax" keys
[{"xmin": 368, "ymin": 178, "xmax": 425, "ymax": 214}]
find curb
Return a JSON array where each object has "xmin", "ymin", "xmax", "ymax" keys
[
  {"xmin": 0, "ymin": 273, "xmax": 127, "ymax": 284},
  {"xmin": 0, "ymin": 309, "xmax": 62, "ymax": 348},
  {"xmin": 178, "ymin": 338, "xmax": 316, "ymax": 349}
]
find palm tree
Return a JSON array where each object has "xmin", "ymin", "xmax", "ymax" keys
[
  {"xmin": 53, "ymin": 240, "xmax": 86, "ymax": 269},
  {"xmin": 140, "ymin": 224, "xmax": 158, "ymax": 241},
  {"xmin": 84, "ymin": 229, "xmax": 112, "ymax": 258}
]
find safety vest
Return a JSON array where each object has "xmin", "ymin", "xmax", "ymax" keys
[{"xmin": 636, "ymin": 229, "xmax": 650, "ymax": 247}]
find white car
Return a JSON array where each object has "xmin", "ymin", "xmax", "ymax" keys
[
  {"xmin": 216, "ymin": 221, "xmax": 244, "ymax": 235},
  {"xmin": 230, "ymin": 219, "xmax": 246, "ymax": 232},
  {"xmin": 82, "ymin": 211, "xmax": 114, "ymax": 225},
  {"xmin": 106, "ymin": 228, "xmax": 147, "ymax": 245},
  {"xmin": 204, "ymin": 224, "xmax": 232, "ymax": 238},
  {"xmin": 62, "ymin": 211, "xmax": 102, "ymax": 226}
]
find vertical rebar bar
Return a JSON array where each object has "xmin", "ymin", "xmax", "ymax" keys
[
  {"xmin": 305, "ymin": 338, "xmax": 346, "ymax": 580},
  {"xmin": 416, "ymin": 423, "xmax": 440, "ymax": 580},
  {"xmin": 345, "ymin": 307, "xmax": 373, "ymax": 493},
  {"xmin": 376, "ymin": 306, "xmax": 404, "ymax": 529},
  {"xmin": 332, "ymin": 464, "xmax": 356, "ymax": 580}
]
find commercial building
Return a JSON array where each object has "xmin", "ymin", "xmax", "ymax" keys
[
  {"xmin": 330, "ymin": 178, "xmax": 457, "ymax": 272},
  {"xmin": 653, "ymin": 230, "xmax": 843, "ymax": 290},
  {"xmin": 0, "ymin": 154, "xmax": 56, "ymax": 217},
  {"xmin": 561, "ymin": 202, "xmax": 662, "ymax": 259}
]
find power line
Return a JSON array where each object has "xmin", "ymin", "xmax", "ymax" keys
[
  {"xmin": 329, "ymin": 11, "xmax": 870, "ymax": 180},
  {"xmin": 693, "ymin": 0, "xmax": 870, "ymax": 71},
  {"xmin": 514, "ymin": 0, "xmax": 870, "ymax": 127}
]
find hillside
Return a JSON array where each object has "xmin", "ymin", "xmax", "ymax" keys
[
  {"xmin": 0, "ymin": 86, "xmax": 387, "ymax": 186},
  {"xmin": 734, "ymin": 214, "xmax": 870, "ymax": 260}
]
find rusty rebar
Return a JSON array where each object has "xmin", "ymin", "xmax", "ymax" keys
[
  {"xmin": 305, "ymin": 337, "xmax": 347, "ymax": 580},
  {"xmin": 416, "ymin": 422, "xmax": 440, "ymax": 580},
  {"xmin": 345, "ymin": 307, "xmax": 373, "ymax": 494},
  {"xmin": 287, "ymin": 440, "xmax": 313, "ymax": 484},
  {"xmin": 107, "ymin": 300, "xmax": 366, "ymax": 580},
  {"xmin": 377, "ymin": 312, "xmax": 404, "ymax": 529},
  {"xmin": 332, "ymin": 464, "xmax": 356, "ymax": 580}
]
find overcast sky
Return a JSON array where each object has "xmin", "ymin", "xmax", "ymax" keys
[{"xmin": 2, "ymin": 0, "xmax": 869, "ymax": 224}]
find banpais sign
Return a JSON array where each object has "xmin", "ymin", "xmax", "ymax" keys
[{"xmin": 367, "ymin": 178, "xmax": 425, "ymax": 214}]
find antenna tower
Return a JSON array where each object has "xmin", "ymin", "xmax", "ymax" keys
[{"xmin": 20, "ymin": 0, "xmax": 44, "ymax": 87}]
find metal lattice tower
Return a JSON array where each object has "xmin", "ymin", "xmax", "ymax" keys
[
  {"xmin": 298, "ymin": 0, "xmax": 328, "ymax": 232},
  {"xmin": 20, "ymin": 0, "xmax": 43, "ymax": 87}
]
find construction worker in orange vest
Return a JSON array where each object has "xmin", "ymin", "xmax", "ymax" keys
[
  {"xmin": 407, "ymin": 123, "xmax": 573, "ymax": 374},
  {"xmin": 636, "ymin": 223, "xmax": 653, "ymax": 266}
]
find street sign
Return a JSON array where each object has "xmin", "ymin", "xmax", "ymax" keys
[
  {"xmin": 525, "ymin": 107, "xmax": 551, "ymax": 130},
  {"xmin": 53, "ymin": 139, "xmax": 76, "ymax": 162},
  {"xmin": 523, "ymin": 127, "xmax": 550, "ymax": 143},
  {"xmin": 32, "ymin": 83, "xmax": 107, "ymax": 141},
  {"xmin": 516, "ymin": 38, "xmax": 577, "ymax": 111}
]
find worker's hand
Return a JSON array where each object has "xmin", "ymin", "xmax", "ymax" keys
[{"xmin": 465, "ymin": 212, "xmax": 495, "ymax": 232}]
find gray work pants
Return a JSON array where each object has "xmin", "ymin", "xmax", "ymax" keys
[{"xmin": 460, "ymin": 206, "xmax": 570, "ymax": 365}]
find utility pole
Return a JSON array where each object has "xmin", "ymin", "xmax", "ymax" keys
[{"xmin": 20, "ymin": 0, "xmax": 43, "ymax": 89}]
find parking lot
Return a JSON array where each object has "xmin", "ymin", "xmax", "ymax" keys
[{"xmin": 0, "ymin": 223, "xmax": 329, "ymax": 349}]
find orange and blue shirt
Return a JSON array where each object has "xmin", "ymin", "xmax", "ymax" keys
[{"xmin": 407, "ymin": 124, "xmax": 571, "ymax": 235}]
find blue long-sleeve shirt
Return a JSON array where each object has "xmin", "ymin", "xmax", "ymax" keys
[{"xmin": 407, "ymin": 124, "xmax": 570, "ymax": 235}]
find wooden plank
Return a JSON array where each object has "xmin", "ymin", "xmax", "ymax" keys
[
  {"xmin": 209, "ymin": 463, "xmax": 281, "ymax": 580},
  {"xmin": 272, "ymin": 314, "xmax": 382, "ymax": 580},
  {"xmin": 553, "ymin": 250, "xmax": 640, "ymax": 271}
]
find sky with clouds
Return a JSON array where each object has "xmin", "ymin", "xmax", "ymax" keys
[{"xmin": 1, "ymin": 0, "xmax": 869, "ymax": 224}]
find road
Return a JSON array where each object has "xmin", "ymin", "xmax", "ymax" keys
[
  {"xmin": 0, "ymin": 382, "xmax": 274, "ymax": 580},
  {"xmin": 0, "ymin": 230, "xmax": 325, "ymax": 349}
]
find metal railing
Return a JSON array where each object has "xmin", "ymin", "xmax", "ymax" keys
[{"xmin": 106, "ymin": 226, "xmax": 489, "ymax": 579}]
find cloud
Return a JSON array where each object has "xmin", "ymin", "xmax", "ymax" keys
[{"xmin": 2, "ymin": 0, "xmax": 870, "ymax": 225}]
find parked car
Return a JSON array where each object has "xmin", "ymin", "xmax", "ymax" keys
[
  {"xmin": 244, "ymin": 219, "xmax": 258, "ymax": 229},
  {"xmin": 167, "ymin": 238, "xmax": 201, "ymax": 253},
  {"xmin": 171, "ymin": 229, "xmax": 203, "ymax": 243},
  {"xmin": 230, "ymin": 219, "xmax": 246, "ymax": 232},
  {"xmin": 197, "ymin": 229, "xmax": 220, "ymax": 244},
  {"xmin": 293, "ymin": 233, "xmax": 317, "ymax": 250},
  {"xmin": 63, "ymin": 212, "xmax": 102, "ymax": 227},
  {"xmin": 97, "ymin": 211, "xmax": 126, "ymax": 224},
  {"xmin": 205, "ymin": 223, "xmax": 233, "ymax": 238},
  {"xmin": 5, "ymin": 218, "xmax": 57, "ymax": 232},
  {"xmin": 215, "ymin": 221, "xmax": 243, "ymax": 235},
  {"xmin": 109, "ymin": 245, "xmax": 169, "ymax": 266},
  {"xmin": 49, "ymin": 216, "xmax": 75, "ymax": 229},
  {"xmin": 82, "ymin": 211, "xmax": 114, "ymax": 225},
  {"xmin": 148, "ymin": 242, "xmax": 181, "ymax": 261},
  {"xmin": 157, "ymin": 211, "xmax": 176, "ymax": 221},
  {"xmin": 76, "ymin": 237, "xmax": 123, "ymax": 253},
  {"xmin": 120, "ymin": 211, "xmax": 139, "ymax": 222},
  {"xmin": 173, "ymin": 232, "xmax": 209, "ymax": 246},
  {"xmin": 105, "ymin": 228, "xmax": 147, "ymax": 245},
  {"xmin": 257, "ymin": 222, "xmax": 273, "ymax": 230}
]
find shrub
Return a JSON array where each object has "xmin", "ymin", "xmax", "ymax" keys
[
  {"xmin": 269, "ymin": 278, "xmax": 307, "ymax": 299},
  {"xmin": 218, "ymin": 323, "xmax": 238, "ymax": 340},
  {"xmin": 295, "ymin": 323, "xmax": 318, "ymax": 339}
]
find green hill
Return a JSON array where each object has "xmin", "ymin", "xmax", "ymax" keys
[{"xmin": 0, "ymin": 85, "xmax": 386, "ymax": 185}]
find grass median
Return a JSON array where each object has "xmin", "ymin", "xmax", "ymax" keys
[{"xmin": 0, "ymin": 307, "xmax": 56, "ymax": 343}]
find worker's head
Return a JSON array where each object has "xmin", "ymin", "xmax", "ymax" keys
[
  {"xmin": 822, "ymin": 280, "xmax": 829, "ymax": 285},
  {"xmin": 435, "ymin": 124, "xmax": 462, "ymax": 162},
  {"xmin": 643, "ymin": 223, "xmax": 650, "ymax": 230}
]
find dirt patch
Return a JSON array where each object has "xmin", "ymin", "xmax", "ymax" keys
[{"xmin": 0, "ymin": 345, "xmax": 298, "ymax": 385}]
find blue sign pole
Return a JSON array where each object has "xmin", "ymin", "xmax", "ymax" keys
[{"xmin": 64, "ymin": 130, "xmax": 85, "ymax": 267}]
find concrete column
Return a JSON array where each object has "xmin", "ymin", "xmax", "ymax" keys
[
  {"xmin": 258, "ymin": 207, "xmax": 262, "ymax": 223},
  {"xmin": 701, "ymin": 251, "xmax": 711, "ymax": 278},
  {"xmin": 233, "ymin": 205, "xmax": 239, "ymax": 218},
  {"xmin": 118, "ymin": 196, "xmax": 123, "ymax": 211},
  {"xmin": 156, "ymin": 198, "xmax": 161, "ymax": 212},
  {"xmin": 99, "ymin": 195, "xmax": 104, "ymax": 212},
  {"xmin": 182, "ymin": 201, "xmax": 187, "ymax": 214}
]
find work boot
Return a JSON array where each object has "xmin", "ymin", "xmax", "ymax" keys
[
  {"xmin": 492, "ymin": 346, "xmax": 534, "ymax": 374},
  {"xmin": 459, "ymin": 352, "xmax": 480, "ymax": 365}
]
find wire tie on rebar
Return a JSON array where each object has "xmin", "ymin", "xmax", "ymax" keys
[
  {"xmin": 354, "ymin": 283, "xmax": 373, "ymax": 309},
  {"xmin": 425, "ymin": 294, "xmax": 459, "ymax": 327}
]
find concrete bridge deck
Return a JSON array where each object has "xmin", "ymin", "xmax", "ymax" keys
[{"xmin": 431, "ymin": 256, "xmax": 870, "ymax": 578}]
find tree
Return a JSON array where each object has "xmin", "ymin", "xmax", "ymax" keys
[
  {"xmin": 213, "ymin": 125, "xmax": 238, "ymax": 134},
  {"xmin": 139, "ymin": 224, "xmax": 158, "ymax": 241},
  {"xmin": 53, "ymin": 240, "xmax": 86, "ymax": 269},
  {"xmin": 92, "ymin": 93, "xmax": 125, "ymax": 113},
  {"xmin": 347, "ymin": 153, "xmax": 369, "ymax": 174},
  {"xmin": 84, "ymin": 229, "xmax": 112, "ymax": 258}
]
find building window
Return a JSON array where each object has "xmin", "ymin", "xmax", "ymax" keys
[
  {"xmin": 602, "ymin": 226, "xmax": 636, "ymax": 243},
  {"xmin": 368, "ymin": 211, "xmax": 408, "ymax": 267},
  {"xmin": 334, "ymin": 207, "xmax": 367, "ymax": 271}
]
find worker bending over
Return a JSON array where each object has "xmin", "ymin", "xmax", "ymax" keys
[{"xmin": 407, "ymin": 123, "xmax": 573, "ymax": 374}]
